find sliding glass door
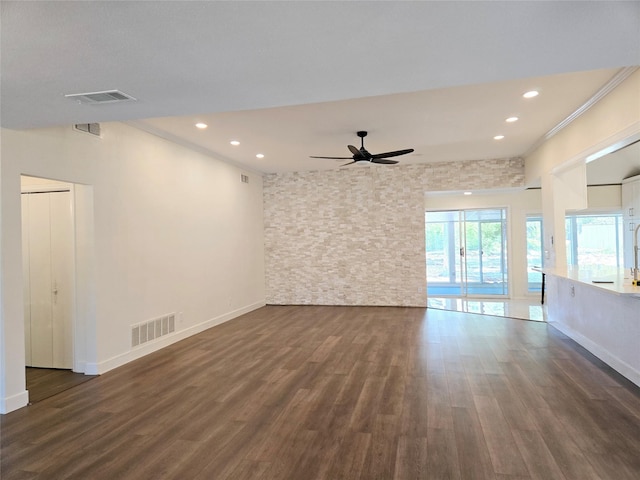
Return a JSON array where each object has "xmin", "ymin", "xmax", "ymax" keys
[
  {"xmin": 425, "ymin": 208, "xmax": 508, "ymax": 297},
  {"xmin": 526, "ymin": 215, "xmax": 544, "ymax": 292},
  {"xmin": 425, "ymin": 211, "xmax": 463, "ymax": 295}
]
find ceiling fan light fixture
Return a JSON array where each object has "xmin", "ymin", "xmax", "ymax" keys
[{"xmin": 310, "ymin": 130, "xmax": 413, "ymax": 167}]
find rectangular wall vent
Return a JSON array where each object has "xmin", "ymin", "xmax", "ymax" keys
[
  {"xmin": 74, "ymin": 123, "xmax": 101, "ymax": 136},
  {"xmin": 241, "ymin": 174, "xmax": 249, "ymax": 184},
  {"xmin": 65, "ymin": 89, "xmax": 136, "ymax": 104},
  {"xmin": 131, "ymin": 313, "xmax": 176, "ymax": 348}
]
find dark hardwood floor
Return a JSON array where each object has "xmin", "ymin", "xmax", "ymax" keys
[
  {"xmin": 26, "ymin": 368, "xmax": 96, "ymax": 404},
  {"xmin": 2, "ymin": 305, "xmax": 639, "ymax": 479}
]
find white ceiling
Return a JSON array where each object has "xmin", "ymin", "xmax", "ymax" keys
[
  {"xmin": 2, "ymin": 1, "xmax": 639, "ymax": 176},
  {"xmin": 133, "ymin": 69, "xmax": 621, "ymax": 174}
]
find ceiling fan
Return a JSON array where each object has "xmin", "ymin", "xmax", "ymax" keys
[{"xmin": 310, "ymin": 131, "xmax": 414, "ymax": 166}]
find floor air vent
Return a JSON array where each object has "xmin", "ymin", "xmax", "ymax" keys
[{"xmin": 131, "ymin": 313, "xmax": 176, "ymax": 348}]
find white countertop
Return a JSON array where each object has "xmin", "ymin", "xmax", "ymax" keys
[{"xmin": 538, "ymin": 266, "xmax": 640, "ymax": 298}]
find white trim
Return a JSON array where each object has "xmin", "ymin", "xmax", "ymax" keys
[
  {"xmin": 551, "ymin": 121, "xmax": 640, "ymax": 175},
  {"xmin": 73, "ymin": 361, "xmax": 87, "ymax": 375},
  {"xmin": 549, "ymin": 321, "xmax": 640, "ymax": 388},
  {"xmin": 85, "ymin": 301, "xmax": 266, "ymax": 375},
  {"xmin": 1, "ymin": 390, "xmax": 29, "ymax": 414}
]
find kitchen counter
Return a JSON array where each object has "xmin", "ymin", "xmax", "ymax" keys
[
  {"xmin": 541, "ymin": 266, "xmax": 640, "ymax": 387},
  {"xmin": 540, "ymin": 266, "xmax": 640, "ymax": 298}
]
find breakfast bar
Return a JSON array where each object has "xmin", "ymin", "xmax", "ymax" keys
[{"xmin": 543, "ymin": 266, "xmax": 640, "ymax": 387}]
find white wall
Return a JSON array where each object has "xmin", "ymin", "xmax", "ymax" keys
[
  {"xmin": 1, "ymin": 123, "xmax": 266, "ymax": 413},
  {"xmin": 526, "ymin": 70, "xmax": 640, "ymax": 268},
  {"xmin": 21, "ymin": 176, "xmax": 70, "ymax": 189},
  {"xmin": 585, "ymin": 184, "xmax": 622, "ymax": 211}
]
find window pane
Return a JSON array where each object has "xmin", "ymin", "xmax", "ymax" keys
[
  {"xmin": 526, "ymin": 216, "xmax": 543, "ymax": 292},
  {"xmin": 426, "ymin": 209, "xmax": 507, "ymax": 296},
  {"xmin": 565, "ymin": 214, "xmax": 623, "ymax": 268},
  {"xmin": 425, "ymin": 211, "xmax": 462, "ymax": 295}
]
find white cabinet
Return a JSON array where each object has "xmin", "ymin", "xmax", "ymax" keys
[{"xmin": 622, "ymin": 175, "xmax": 640, "ymax": 268}]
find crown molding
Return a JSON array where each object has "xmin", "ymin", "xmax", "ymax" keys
[{"xmin": 524, "ymin": 66, "xmax": 639, "ymax": 158}]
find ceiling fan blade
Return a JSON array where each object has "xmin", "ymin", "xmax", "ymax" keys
[
  {"xmin": 310, "ymin": 155, "xmax": 353, "ymax": 160},
  {"xmin": 371, "ymin": 158, "xmax": 399, "ymax": 165},
  {"xmin": 370, "ymin": 148, "xmax": 414, "ymax": 159},
  {"xmin": 347, "ymin": 145, "xmax": 361, "ymax": 156},
  {"xmin": 341, "ymin": 160, "xmax": 357, "ymax": 166}
]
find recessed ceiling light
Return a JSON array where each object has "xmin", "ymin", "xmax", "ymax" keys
[
  {"xmin": 494, "ymin": 135, "xmax": 505, "ymax": 140},
  {"xmin": 256, "ymin": 153, "xmax": 265, "ymax": 159},
  {"xmin": 505, "ymin": 116, "xmax": 519, "ymax": 123},
  {"xmin": 195, "ymin": 122, "xmax": 208, "ymax": 129},
  {"xmin": 464, "ymin": 191, "xmax": 473, "ymax": 196},
  {"xmin": 523, "ymin": 90, "xmax": 539, "ymax": 99},
  {"xmin": 230, "ymin": 140, "xmax": 240, "ymax": 146}
]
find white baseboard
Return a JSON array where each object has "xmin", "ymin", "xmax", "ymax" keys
[
  {"xmin": 549, "ymin": 321, "xmax": 640, "ymax": 387},
  {"xmin": 86, "ymin": 301, "xmax": 266, "ymax": 375},
  {"xmin": 1, "ymin": 389, "xmax": 29, "ymax": 414}
]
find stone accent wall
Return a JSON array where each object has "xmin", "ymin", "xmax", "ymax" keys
[{"xmin": 264, "ymin": 158, "xmax": 524, "ymax": 306}]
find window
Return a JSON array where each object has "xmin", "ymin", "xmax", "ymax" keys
[{"xmin": 565, "ymin": 214, "xmax": 623, "ymax": 267}]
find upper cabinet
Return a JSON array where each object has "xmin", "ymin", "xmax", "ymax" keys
[{"xmin": 622, "ymin": 175, "xmax": 640, "ymax": 268}]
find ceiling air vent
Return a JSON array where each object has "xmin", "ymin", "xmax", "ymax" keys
[
  {"xmin": 74, "ymin": 123, "xmax": 101, "ymax": 137},
  {"xmin": 65, "ymin": 89, "xmax": 136, "ymax": 104}
]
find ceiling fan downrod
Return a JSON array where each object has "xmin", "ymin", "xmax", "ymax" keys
[{"xmin": 357, "ymin": 130, "xmax": 368, "ymax": 150}]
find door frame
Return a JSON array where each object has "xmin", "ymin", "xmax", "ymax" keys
[
  {"xmin": 22, "ymin": 187, "xmax": 74, "ymax": 368},
  {"xmin": 20, "ymin": 177, "xmax": 95, "ymax": 375}
]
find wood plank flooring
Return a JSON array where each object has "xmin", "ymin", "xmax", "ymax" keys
[
  {"xmin": 26, "ymin": 368, "xmax": 96, "ymax": 404},
  {"xmin": 2, "ymin": 305, "xmax": 639, "ymax": 479}
]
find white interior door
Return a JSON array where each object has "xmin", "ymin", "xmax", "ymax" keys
[
  {"xmin": 22, "ymin": 190, "xmax": 74, "ymax": 369},
  {"xmin": 22, "ymin": 194, "xmax": 32, "ymax": 365}
]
